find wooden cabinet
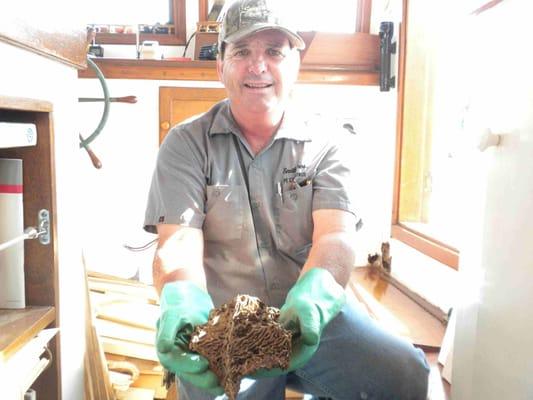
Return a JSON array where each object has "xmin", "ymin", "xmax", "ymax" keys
[
  {"xmin": 159, "ymin": 86, "xmax": 227, "ymax": 143},
  {"xmin": 0, "ymin": 96, "xmax": 60, "ymax": 399}
]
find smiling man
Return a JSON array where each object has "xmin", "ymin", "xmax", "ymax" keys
[{"xmin": 144, "ymin": 0, "xmax": 430, "ymax": 399}]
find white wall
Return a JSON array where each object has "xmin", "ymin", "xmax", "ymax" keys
[
  {"xmin": 452, "ymin": 1, "xmax": 533, "ymax": 398},
  {"xmin": 0, "ymin": 41, "xmax": 85, "ymax": 400}
]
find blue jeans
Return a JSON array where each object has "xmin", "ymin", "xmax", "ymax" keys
[{"xmin": 177, "ymin": 297, "xmax": 430, "ymax": 400}]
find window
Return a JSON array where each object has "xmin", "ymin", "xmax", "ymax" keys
[
  {"xmin": 392, "ymin": 0, "xmax": 472, "ymax": 269},
  {"xmin": 89, "ymin": 0, "xmax": 371, "ymax": 47},
  {"xmin": 289, "ymin": 0, "xmax": 368, "ymax": 33},
  {"xmin": 199, "ymin": 0, "xmax": 372, "ymax": 33},
  {"xmin": 89, "ymin": 0, "xmax": 186, "ymax": 45}
]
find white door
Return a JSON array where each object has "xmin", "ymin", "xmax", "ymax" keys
[{"xmin": 452, "ymin": 1, "xmax": 533, "ymax": 399}]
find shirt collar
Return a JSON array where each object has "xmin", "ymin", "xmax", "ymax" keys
[{"xmin": 208, "ymin": 100, "xmax": 313, "ymax": 142}]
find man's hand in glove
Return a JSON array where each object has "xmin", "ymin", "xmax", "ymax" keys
[
  {"xmin": 156, "ymin": 281, "xmax": 224, "ymax": 395},
  {"xmin": 252, "ymin": 267, "xmax": 346, "ymax": 377}
]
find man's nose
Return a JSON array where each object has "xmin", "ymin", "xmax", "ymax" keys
[{"xmin": 248, "ymin": 55, "xmax": 267, "ymax": 74}]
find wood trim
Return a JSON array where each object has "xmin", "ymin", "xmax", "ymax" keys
[
  {"xmin": 199, "ymin": 0, "xmax": 209, "ymax": 22},
  {"xmin": 78, "ymin": 59, "xmax": 219, "ymax": 80},
  {"xmin": 0, "ymin": 306, "xmax": 55, "ymax": 363},
  {"xmin": 391, "ymin": 225, "xmax": 459, "ymax": 270},
  {"xmin": 0, "ymin": 27, "xmax": 86, "ymax": 69},
  {"xmin": 357, "ymin": 0, "xmax": 373, "ymax": 33},
  {"xmin": 0, "ymin": 0, "xmax": 86, "ymax": 69},
  {"xmin": 0, "ymin": 96, "xmax": 53, "ymax": 113},
  {"xmin": 391, "ymin": 0, "xmax": 458, "ymax": 270},
  {"xmin": 77, "ymin": 58, "xmax": 380, "ymax": 85},
  {"xmin": 173, "ymin": 0, "xmax": 187, "ymax": 43},
  {"xmin": 392, "ymin": 0, "xmax": 408, "ymax": 224}
]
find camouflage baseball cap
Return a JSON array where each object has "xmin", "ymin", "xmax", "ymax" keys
[{"xmin": 218, "ymin": 0, "xmax": 305, "ymax": 51}]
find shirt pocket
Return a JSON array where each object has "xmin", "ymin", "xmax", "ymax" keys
[
  {"xmin": 204, "ymin": 185, "xmax": 244, "ymax": 241},
  {"xmin": 274, "ymin": 183, "xmax": 313, "ymax": 255}
]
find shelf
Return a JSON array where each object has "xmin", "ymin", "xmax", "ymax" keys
[
  {"xmin": 77, "ymin": 58, "xmax": 379, "ymax": 86},
  {"xmin": 0, "ymin": 306, "xmax": 55, "ymax": 363},
  {"xmin": 0, "ymin": 95, "xmax": 60, "ymax": 399}
]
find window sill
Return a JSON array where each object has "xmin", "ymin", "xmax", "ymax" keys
[
  {"xmin": 350, "ymin": 239, "xmax": 457, "ymax": 342},
  {"xmin": 386, "ymin": 239, "xmax": 457, "ymax": 320}
]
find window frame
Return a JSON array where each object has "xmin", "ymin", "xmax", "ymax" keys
[
  {"xmin": 391, "ymin": 0, "xmax": 459, "ymax": 270},
  {"xmin": 94, "ymin": 0, "xmax": 187, "ymax": 45}
]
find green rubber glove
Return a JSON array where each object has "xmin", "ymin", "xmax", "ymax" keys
[
  {"xmin": 252, "ymin": 268, "xmax": 346, "ymax": 378},
  {"xmin": 156, "ymin": 281, "xmax": 224, "ymax": 396}
]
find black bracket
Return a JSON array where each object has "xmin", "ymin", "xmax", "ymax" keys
[{"xmin": 379, "ymin": 21, "xmax": 397, "ymax": 92}]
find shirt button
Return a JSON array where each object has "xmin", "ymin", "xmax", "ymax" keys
[
  {"xmin": 290, "ymin": 193, "xmax": 297, "ymax": 200},
  {"xmin": 251, "ymin": 200, "xmax": 261, "ymax": 209}
]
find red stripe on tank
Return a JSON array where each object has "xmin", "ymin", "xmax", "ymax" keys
[{"xmin": 0, "ymin": 184, "xmax": 23, "ymax": 193}]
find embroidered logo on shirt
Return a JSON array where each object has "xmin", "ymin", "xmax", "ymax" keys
[{"xmin": 282, "ymin": 164, "xmax": 306, "ymax": 184}]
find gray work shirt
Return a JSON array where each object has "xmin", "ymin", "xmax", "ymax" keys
[{"xmin": 144, "ymin": 99, "xmax": 360, "ymax": 308}]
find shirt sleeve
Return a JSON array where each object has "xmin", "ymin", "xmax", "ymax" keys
[
  {"xmin": 311, "ymin": 128, "xmax": 363, "ymax": 229},
  {"xmin": 143, "ymin": 125, "xmax": 207, "ymax": 233}
]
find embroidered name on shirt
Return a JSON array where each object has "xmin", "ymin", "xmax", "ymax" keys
[{"xmin": 282, "ymin": 164, "xmax": 307, "ymax": 184}]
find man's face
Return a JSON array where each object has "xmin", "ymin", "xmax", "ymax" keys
[{"xmin": 216, "ymin": 29, "xmax": 300, "ymax": 116}]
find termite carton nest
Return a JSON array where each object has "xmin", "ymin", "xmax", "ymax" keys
[{"xmin": 189, "ymin": 294, "xmax": 292, "ymax": 400}]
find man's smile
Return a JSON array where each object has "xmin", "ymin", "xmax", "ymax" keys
[{"xmin": 244, "ymin": 81, "xmax": 274, "ymax": 89}]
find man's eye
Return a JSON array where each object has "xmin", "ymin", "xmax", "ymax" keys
[
  {"xmin": 234, "ymin": 49, "xmax": 249, "ymax": 57},
  {"xmin": 267, "ymin": 48, "xmax": 284, "ymax": 57}
]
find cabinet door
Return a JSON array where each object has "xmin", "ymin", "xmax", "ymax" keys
[{"xmin": 159, "ymin": 87, "xmax": 227, "ymax": 144}]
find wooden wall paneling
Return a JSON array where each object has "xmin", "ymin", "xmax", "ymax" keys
[{"xmin": 301, "ymin": 32, "xmax": 380, "ymax": 69}]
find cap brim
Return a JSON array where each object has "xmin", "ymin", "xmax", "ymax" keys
[{"xmin": 224, "ymin": 24, "xmax": 306, "ymax": 50}]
